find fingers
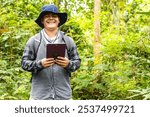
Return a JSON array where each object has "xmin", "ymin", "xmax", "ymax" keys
[
  {"xmin": 55, "ymin": 57, "xmax": 69, "ymax": 68},
  {"xmin": 40, "ymin": 57, "xmax": 69, "ymax": 68},
  {"xmin": 41, "ymin": 58, "xmax": 55, "ymax": 68}
]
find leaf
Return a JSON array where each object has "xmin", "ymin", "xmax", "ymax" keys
[{"xmin": 136, "ymin": 12, "xmax": 150, "ymax": 15}]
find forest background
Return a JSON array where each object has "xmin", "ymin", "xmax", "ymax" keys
[{"xmin": 0, "ymin": 0, "xmax": 150, "ymax": 100}]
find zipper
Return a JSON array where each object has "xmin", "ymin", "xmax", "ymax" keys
[{"xmin": 51, "ymin": 65, "xmax": 56, "ymax": 99}]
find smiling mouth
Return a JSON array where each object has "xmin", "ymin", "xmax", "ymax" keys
[{"xmin": 46, "ymin": 20, "xmax": 56, "ymax": 24}]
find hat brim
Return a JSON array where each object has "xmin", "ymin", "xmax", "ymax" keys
[{"xmin": 35, "ymin": 11, "xmax": 67, "ymax": 28}]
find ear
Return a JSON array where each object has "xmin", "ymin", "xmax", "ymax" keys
[{"xmin": 58, "ymin": 17, "xmax": 60, "ymax": 24}]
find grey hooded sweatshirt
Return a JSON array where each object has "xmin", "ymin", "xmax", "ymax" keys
[{"xmin": 21, "ymin": 30, "xmax": 81, "ymax": 100}]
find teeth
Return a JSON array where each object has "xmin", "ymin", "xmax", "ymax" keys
[{"xmin": 47, "ymin": 21, "xmax": 55, "ymax": 23}]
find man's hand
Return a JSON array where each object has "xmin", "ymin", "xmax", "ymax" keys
[
  {"xmin": 55, "ymin": 57, "xmax": 69, "ymax": 68},
  {"xmin": 40, "ymin": 58, "xmax": 55, "ymax": 68}
]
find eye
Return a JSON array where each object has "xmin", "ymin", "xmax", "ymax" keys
[
  {"xmin": 44, "ymin": 14, "xmax": 58, "ymax": 18},
  {"xmin": 52, "ymin": 14, "xmax": 58, "ymax": 18},
  {"xmin": 44, "ymin": 15, "xmax": 50, "ymax": 18}
]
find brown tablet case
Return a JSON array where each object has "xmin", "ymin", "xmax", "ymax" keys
[{"xmin": 46, "ymin": 44, "xmax": 66, "ymax": 59}]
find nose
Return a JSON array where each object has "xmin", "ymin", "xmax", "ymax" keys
[
  {"xmin": 50, "ymin": 15, "xmax": 53, "ymax": 19},
  {"xmin": 49, "ymin": 15, "xmax": 53, "ymax": 19}
]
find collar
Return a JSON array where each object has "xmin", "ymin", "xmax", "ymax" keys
[
  {"xmin": 43, "ymin": 29, "xmax": 60, "ymax": 40},
  {"xmin": 42, "ymin": 29, "xmax": 61, "ymax": 44}
]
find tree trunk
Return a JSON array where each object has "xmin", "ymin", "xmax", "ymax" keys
[{"xmin": 94, "ymin": 0, "xmax": 101, "ymax": 65}]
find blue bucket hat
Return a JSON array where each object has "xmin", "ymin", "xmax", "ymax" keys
[{"xmin": 35, "ymin": 4, "xmax": 67, "ymax": 28}]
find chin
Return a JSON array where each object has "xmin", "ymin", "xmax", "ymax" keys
[
  {"xmin": 48, "ymin": 25, "xmax": 58, "ymax": 28},
  {"xmin": 47, "ymin": 27, "xmax": 58, "ymax": 30}
]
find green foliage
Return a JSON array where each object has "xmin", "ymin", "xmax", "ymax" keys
[
  {"xmin": 0, "ymin": 59, "xmax": 31, "ymax": 99},
  {"xmin": 128, "ymin": 88, "xmax": 150, "ymax": 100},
  {"xmin": 0, "ymin": 0, "xmax": 43, "ymax": 99},
  {"xmin": 61, "ymin": 18, "xmax": 84, "ymax": 46},
  {"xmin": 71, "ymin": 0, "xmax": 150, "ymax": 100}
]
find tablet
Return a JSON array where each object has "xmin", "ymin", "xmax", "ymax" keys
[{"xmin": 46, "ymin": 44, "xmax": 66, "ymax": 59}]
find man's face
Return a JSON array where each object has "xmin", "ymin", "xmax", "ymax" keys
[{"xmin": 42, "ymin": 13, "xmax": 60, "ymax": 30}]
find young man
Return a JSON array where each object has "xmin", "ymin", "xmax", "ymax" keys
[{"xmin": 21, "ymin": 4, "xmax": 81, "ymax": 100}]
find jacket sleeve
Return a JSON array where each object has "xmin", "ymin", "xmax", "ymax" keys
[
  {"xmin": 65, "ymin": 37, "xmax": 81, "ymax": 73},
  {"xmin": 21, "ymin": 36, "xmax": 43, "ymax": 74}
]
